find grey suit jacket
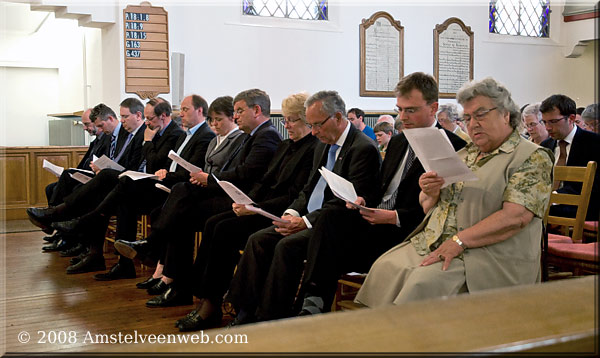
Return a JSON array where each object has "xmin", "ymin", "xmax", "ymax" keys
[{"xmin": 203, "ymin": 129, "xmax": 246, "ymax": 175}]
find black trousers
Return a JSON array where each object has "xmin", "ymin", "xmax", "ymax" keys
[
  {"xmin": 193, "ymin": 211, "xmax": 273, "ymax": 304},
  {"xmin": 225, "ymin": 225, "xmax": 311, "ymax": 321},
  {"xmin": 301, "ymin": 207, "xmax": 406, "ymax": 311},
  {"xmin": 48, "ymin": 169, "xmax": 87, "ymax": 206}
]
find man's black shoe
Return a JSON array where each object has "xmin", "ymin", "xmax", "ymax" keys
[
  {"xmin": 27, "ymin": 207, "xmax": 57, "ymax": 234},
  {"xmin": 60, "ymin": 243, "xmax": 84, "ymax": 257},
  {"xmin": 146, "ymin": 286, "xmax": 192, "ymax": 307},
  {"xmin": 136, "ymin": 276, "xmax": 162, "ymax": 289},
  {"xmin": 43, "ymin": 232, "xmax": 62, "ymax": 243},
  {"xmin": 178, "ymin": 309, "xmax": 223, "ymax": 332},
  {"xmin": 93, "ymin": 262, "xmax": 136, "ymax": 281},
  {"xmin": 52, "ymin": 218, "xmax": 80, "ymax": 234},
  {"xmin": 147, "ymin": 280, "xmax": 169, "ymax": 295},
  {"xmin": 115, "ymin": 239, "xmax": 157, "ymax": 267},
  {"xmin": 66, "ymin": 253, "xmax": 105, "ymax": 274},
  {"xmin": 42, "ymin": 239, "xmax": 72, "ymax": 252}
]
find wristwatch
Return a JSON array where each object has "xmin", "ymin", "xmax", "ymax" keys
[{"xmin": 452, "ymin": 234, "xmax": 467, "ymax": 250}]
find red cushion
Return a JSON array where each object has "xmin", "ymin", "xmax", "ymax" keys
[
  {"xmin": 548, "ymin": 234, "xmax": 573, "ymax": 244},
  {"xmin": 548, "ymin": 242, "xmax": 598, "ymax": 261},
  {"xmin": 584, "ymin": 221, "xmax": 598, "ymax": 232}
]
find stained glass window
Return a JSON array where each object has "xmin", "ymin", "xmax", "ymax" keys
[
  {"xmin": 489, "ymin": 0, "xmax": 550, "ymax": 37},
  {"xmin": 243, "ymin": 0, "xmax": 328, "ymax": 21}
]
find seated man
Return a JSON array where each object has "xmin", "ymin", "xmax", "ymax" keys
[
  {"xmin": 356, "ymin": 77, "xmax": 553, "ymax": 307},
  {"xmin": 116, "ymin": 89, "xmax": 282, "ymax": 308},
  {"xmin": 522, "ymin": 103, "xmax": 548, "ymax": 145},
  {"xmin": 437, "ymin": 103, "xmax": 470, "ymax": 142},
  {"xmin": 223, "ymin": 90, "xmax": 381, "ymax": 325},
  {"xmin": 540, "ymin": 94, "xmax": 600, "ymax": 221},
  {"xmin": 347, "ymin": 107, "xmax": 376, "ymax": 140},
  {"xmin": 581, "ymin": 103, "xmax": 599, "ymax": 134},
  {"xmin": 173, "ymin": 92, "xmax": 319, "ymax": 331},
  {"xmin": 297, "ymin": 72, "xmax": 467, "ymax": 316}
]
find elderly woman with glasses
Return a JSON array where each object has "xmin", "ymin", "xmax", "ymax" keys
[
  {"xmin": 355, "ymin": 77, "xmax": 553, "ymax": 307},
  {"xmin": 522, "ymin": 102, "xmax": 549, "ymax": 144}
]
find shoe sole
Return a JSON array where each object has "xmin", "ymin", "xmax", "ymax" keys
[
  {"xmin": 26, "ymin": 212, "xmax": 54, "ymax": 235},
  {"xmin": 93, "ymin": 273, "xmax": 136, "ymax": 281},
  {"xmin": 114, "ymin": 241, "xmax": 138, "ymax": 260}
]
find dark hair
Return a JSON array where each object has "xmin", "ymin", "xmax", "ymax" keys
[
  {"xmin": 374, "ymin": 122, "xmax": 394, "ymax": 134},
  {"xmin": 540, "ymin": 94, "xmax": 576, "ymax": 116},
  {"xmin": 208, "ymin": 96, "xmax": 234, "ymax": 118},
  {"xmin": 347, "ymin": 108, "xmax": 365, "ymax": 122},
  {"xmin": 90, "ymin": 103, "xmax": 116, "ymax": 122},
  {"xmin": 120, "ymin": 98, "xmax": 145, "ymax": 119},
  {"xmin": 154, "ymin": 101, "xmax": 172, "ymax": 117},
  {"xmin": 234, "ymin": 89, "xmax": 271, "ymax": 117},
  {"xmin": 191, "ymin": 95, "xmax": 209, "ymax": 117},
  {"xmin": 395, "ymin": 72, "xmax": 438, "ymax": 104},
  {"xmin": 576, "ymin": 107, "xmax": 585, "ymax": 115}
]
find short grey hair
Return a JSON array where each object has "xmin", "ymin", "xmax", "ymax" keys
[
  {"xmin": 582, "ymin": 103, "xmax": 599, "ymax": 121},
  {"xmin": 456, "ymin": 77, "xmax": 520, "ymax": 129},
  {"xmin": 305, "ymin": 90, "xmax": 346, "ymax": 118},
  {"xmin": 522, "ymin": 102, "xmax": 542, "ymax": 121},
  {"xmin": 234, "ymin": 88, "xmax": 271, "ymax": 117},
  {"xmin": 437, "ymin": 103, "xmax": 459, "ymax": 122}
]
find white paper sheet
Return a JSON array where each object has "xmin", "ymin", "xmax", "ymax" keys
[
  {"xmin": 167, "ymin": 150, "xmax": 201, "ymax": 173},
  {"xmin": 93, "ymin": 155, "xmax": 125, "ymax": 172},
  {"xmin": 212, "ymin": 174, "xmax": 254, "ymax": 205},
  {"xmin": 318, "ymin": 168, "xmax": 375, "ymax": 211},
  {"xmin": 155, "ymin": 183, "xmax": 171, "ymax": 193},
  {"xmin": 42, "ymin": 159, "xmax": 64, "ymax": 177},
  {"xmin": 118, "ymin": 170, "xmax": 158, "ymax": 181},
  {"xmin": 402, "ymin": 127, "xmax": 477, "ymax": 187},
  {"xmin": 69, "ymin": 172, "xmax": 92, "ymax": 184},
  {"xmin": 70, "ymin": 168, "xmax": 94, "ymax": 175},
  {"xmin": 244, "ymin": 205, "xmax": 290, "ymax": 223}
]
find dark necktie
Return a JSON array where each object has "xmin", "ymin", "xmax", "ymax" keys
[
  {"xmin": 307, "ymin": 144, "xmax": 339, "ymax": 212},
  {"xmin": 109, "ymin": 134, "xmax": 117, "ymax": 159},
  {"xmin": 553, "ymin": 140, "xmax": 568, "ymax": 190}
]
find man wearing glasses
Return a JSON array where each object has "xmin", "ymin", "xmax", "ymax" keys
[{"xmin": 540, "ymin": 94, "xmax": 600, "ymax": 220}]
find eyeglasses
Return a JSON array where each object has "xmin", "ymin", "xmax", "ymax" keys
[
  {"xmin": 234, "ymin": 107, "xmax": 247, "ymax": 116},
  {"xmin": 541, "ymin": 115, "xmax": 568, "ymax": 126},
  {"xmin": 307, "ymin": 115, "xmax": 332, "ymax": 130},
  {"xmin": 463, "ymin": 107, "xmax": 498, "ymax": 123},
  {"xmin": 145, "ymin": 115, "xmax": 157, "ymax": 121},
  {"xmin": 525, "ymin": 120, "xmax": 542, "ymax": 129},
  {"xmin": 279, "ymin": 117, "xmax": 303, "ymax": 126},
  {"xmin": 394, "ymin": 106, "xmax": 423, "ymax": 115}
]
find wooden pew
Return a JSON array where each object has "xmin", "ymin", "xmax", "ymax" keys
[{"xmin": 117, "ymin": 276, "xmax": 597, "ymax": 354}]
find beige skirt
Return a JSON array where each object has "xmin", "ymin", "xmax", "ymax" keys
[{"xmin": 354, "ymin": 241, "xmax": 467, "ymax": 307}]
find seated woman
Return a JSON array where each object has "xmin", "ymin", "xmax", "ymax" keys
[{"xmin": 355, "ymin": 77, "xmax": 553, "ymax": 307}]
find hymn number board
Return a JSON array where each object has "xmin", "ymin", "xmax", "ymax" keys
[{"xmin": 123, "ymin": 2, "xmax": 170, "ymax": 99}]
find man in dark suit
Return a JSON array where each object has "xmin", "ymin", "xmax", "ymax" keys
[
  {"xmin": 297, "ymin": 73, "xmax": 467, "ymax": 316},
  {"xmin": 224, "ymin": 90, "xmax": 382, "ymax": 325},
  {"xmin": 115, "ymin": 89, "xmax": 282, "ymax": 307},
  {"xmin": 540, "ymin": 94, "xmax": 600, "ymax": 221},
  {"xmin": 172, "ymin": 92, "xmax": 319, "ymax": 331}
]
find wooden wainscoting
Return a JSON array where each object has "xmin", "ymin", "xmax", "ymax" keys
[{"xmin": 0, "ymin": 146, "xmax": 89, "ymax": 220}]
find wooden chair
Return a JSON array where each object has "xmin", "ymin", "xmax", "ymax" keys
[
  {"xmin": 543, "ymin": 161, "xmax": 598, "ymax": 280},
  {"xmin": 333, "ymin": 273, "xmax": 366, "ymax": 312}
]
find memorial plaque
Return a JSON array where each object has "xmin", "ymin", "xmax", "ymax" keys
[
  {"xmin": 360, "ymin": 11, "xmax": 403, "ymax": 97},
  {"xmin": 434, "ymin": 18, "xmax": 474, "ymax": 98},
  {"xmin": 123, "ymin": 2, "xmax": 170, "ymax": 99}
]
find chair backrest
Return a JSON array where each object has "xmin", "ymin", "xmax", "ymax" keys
[{"xmin": 546, "ymin": 161, "xmax": 597, "ymax": 242}]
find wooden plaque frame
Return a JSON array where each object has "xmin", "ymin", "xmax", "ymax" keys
[
  {"xmin": 359, "ymin": 11, "xmax": 404, "ymax": 97},
  {"xmin": 434, "ymin": 17, "xmax": 474, "ymax": 99},
  {"xmin": 123, "ymin": 1, "xmax": 170, "ymax": 99}
]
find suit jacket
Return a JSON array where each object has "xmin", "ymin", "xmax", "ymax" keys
[
  {"xmin": 378, "ymin": 126, "xmax": 466, "ymax": 240},
  {"xmin": 249, "ymin": 134, "xmax": 319, "ymax": 214},
  {"xmin": 142, "ymin": 120, "xmax": 185, "ymax": 174},
  {"xmin": 203, "ymin": 129, "xmax": 246, "ymax": 175},
  {"xmin": 208, "ymin": 120, "xmax": 282, "ymax": 192},
  {"xmin": 541, "ymin": 126, "xmax": 600, "ymax": 219},
  {"xmin": 288, "ymin": 124, "xmax": 382, "ymax": 225},
  {"xmin": 78, "ymin": 133, "xmax": 109, "ymax": 170},
  {"xmin": 162, "ymin": 121, "xmax": 215, "ymax": 187},
  {"xmin": 116, "ymin": 123, "xmax": 147, "ymax": 171}
]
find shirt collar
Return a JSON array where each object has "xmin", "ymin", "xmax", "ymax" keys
[
  {"xmin": 562, "ymin": 125, "xmax": 577, "ymax": 145},
  {"xmin": 335, "ymin": 120, "xmax": 351, "ymax": 147},
  {"xmin": 112, "ymin": 122, "xmax": 121, "ymax": 138},
  {"xmin": 250, "ymin": 119, "xmax": 269, "ymax": 136},
  {"xmin": 466, "ymin": 129, "xmax": 521, "ymax": 156},
  {"xmin": 158, "ymin": 121, "xmax": 171, "ymax": 137},
  {"xmin": 128, "ymin": 123, "xmax": 142, "ymax": 137},
  {"xmin": 188, "ymin": 120, "xmax": 205, "ymax": 135}
]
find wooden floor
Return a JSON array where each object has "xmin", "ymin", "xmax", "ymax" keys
[{"xmin": 1, "ymin": 229, "xmax": 233, "ymax": 354}]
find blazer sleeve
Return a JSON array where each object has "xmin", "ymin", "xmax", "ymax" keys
[{"xmin": 143, "ymin": 124, "xmax": 185, "ymax": 173}]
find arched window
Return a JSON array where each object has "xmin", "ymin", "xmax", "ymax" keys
[
  {"xmin": 242, "ymin": 0, "xmax": 328, "ymax": 20},
  {"xmin": 489, "ymin": 0, "xmax": 550, "ymax": 37}
]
